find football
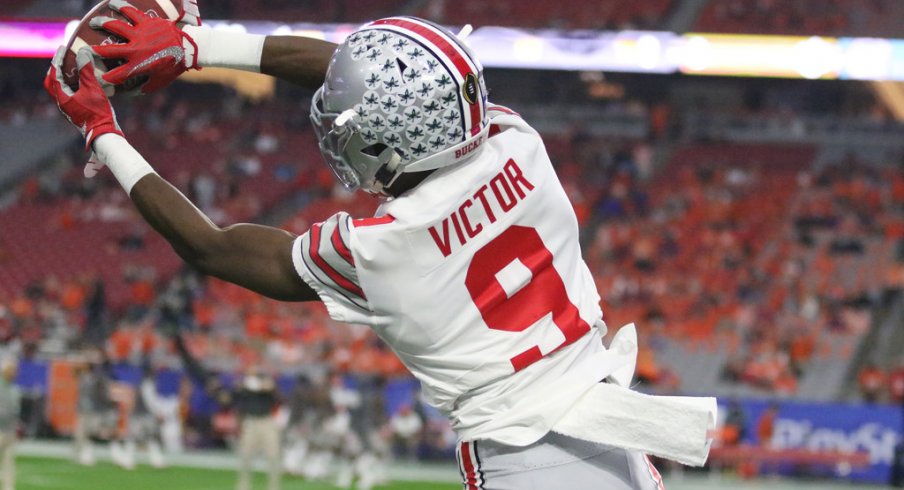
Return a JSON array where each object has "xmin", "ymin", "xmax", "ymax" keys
[{"xmin": 62, "ymin": 0, "xmax": 186, "ymax": 94}]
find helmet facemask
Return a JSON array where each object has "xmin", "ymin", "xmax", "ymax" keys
[{"xmin": 311, "ymin": 88, "xmax": 405, "ymax": 194}]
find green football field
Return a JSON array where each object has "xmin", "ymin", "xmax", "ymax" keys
[
  {"xmin": 12, "ymin": 455, "xmax": 896, "ymax": 490},
  {"xmin": 14, "ymin": 457, "xmax": 460, "ymax": 490}
]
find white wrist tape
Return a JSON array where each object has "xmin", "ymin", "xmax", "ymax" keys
[
  {"xmin": 93, "ymin": 134, "xmax": 157, "ymax": 194},
  {"xmin": 183, "ymin": 25, "xmax": 266, "ymax": 73}
]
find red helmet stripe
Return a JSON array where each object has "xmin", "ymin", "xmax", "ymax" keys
[{"xmin": 371, "ymin": 18, "xmax": 483, "ymax": 134}]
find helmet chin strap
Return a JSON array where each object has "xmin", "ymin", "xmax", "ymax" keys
[{"xmin": 371, "ymin": 149, "xmax": 404, "ymax": 194}]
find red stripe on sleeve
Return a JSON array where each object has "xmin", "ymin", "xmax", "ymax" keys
[
  {"xmin": 331, "ymin": 224, "xmax": 354, "ymax": 266},
  {"xmin": 353, "ymin": 214, "xmax": 395, "ymax": 228},
  {"xmin": 309, "ymin": 224, "xmax": 366, "ymax": 300}
]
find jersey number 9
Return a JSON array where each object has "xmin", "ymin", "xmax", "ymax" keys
[{"xmin": 465, "ymin": 226, "xmax": 591, "ymax": 371}]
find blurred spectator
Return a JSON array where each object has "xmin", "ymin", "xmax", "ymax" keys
[
  {"xmin": 73, "ymin": 358, "xmax": 118, "ymax": 466},
  {"xmin": 117, "ymin": 365, "xmax": 167, "ymax": 469},
  {"xmin": 389, "ymin": 405, "xmax": 422, "ymax": 461},
  {"xmin": 0, "ymin": 360, "xmax": 19, "ymax": 490},
  {"xmin": 889, "ymin": 360, "xmax": 904, "ymax": 404},
  {"xmin": 858, "ymin": 361, "xmax": 887, "ymax": 403},
  {"xmin": 83, "ymin": 278, "xmax": 107, "ymax": 347},
  {"xmin": 174, "ymin": 333, "xmax": 282, "ymax": 490},
  {"xmin": 756, "ymin": 403, "xmax": 779, "ymax": 449},
  {"xmin": 125, "ymin": 265, "xmax": 157, "ymax": 320},
  {"xmin": 283, "ymin": 374, "xmax": 331, "ymax": 475},
  {"xmin": 234, "ymin": 367, "xmax": 282, "ymax": 490},
  {"xmin": 721, "ymin": 400, "xmax": 746, "ymax": 447}
]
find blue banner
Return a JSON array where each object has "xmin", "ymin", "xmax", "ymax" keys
[{"xmin": 722, "ymin": 399, "xmax": 902, "ymax": 484}]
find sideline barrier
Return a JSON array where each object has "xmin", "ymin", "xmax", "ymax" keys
[
  {"xmin": 22, "ymin": 357, "xmax": 904, "ymax": 482},
  {"xmin": 717, "ymin": 399, "xmax": 901, "ymax": 483}
]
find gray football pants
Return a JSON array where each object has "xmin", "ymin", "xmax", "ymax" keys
[{"xmin": 456, "ymin": 431, "xmax": 665, "ymax": 490}]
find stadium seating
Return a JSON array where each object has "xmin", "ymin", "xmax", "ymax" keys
[
  {"xmin": 694, "ymin": 0, "xmax": 904, "ymax": 37},
  {"xmin": 0, "ymin": 0, "xmax": 35, "ymax": 16},
  {"xmin": 425, "ymin": 0, "xmax": 674, "ymax": 30},
  {"xmin": 168, "ymin": 0, "xmax": 674, "ymax": 30},
  {"xmin": 0, "ymin": 95, "xmax": 319, "ymax": 309},
  {"xmin": 225, "ymin": 0, "xmax": 408, "ymax": 23}
]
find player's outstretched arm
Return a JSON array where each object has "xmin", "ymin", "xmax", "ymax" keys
[
  {"xmin": 175, "ymin": 26, "xmax": 336, "ymax": 88},
  {"xmin": 259, "ymin": 35, "xmax": 336, "ymax": 89},
  {"xmin": 45, "ymin": 46, "xmax": 318, "ymax": 302},
  {"xmin": 92, "ymin": 0, "xmax": 336, "ymax": 92},
  {"xmin": 126, "ymin": 172, "xmax": 316, "ymax": 302}
]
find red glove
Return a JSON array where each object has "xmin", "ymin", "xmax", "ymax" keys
[
  {"xmin": 44, "ymin": 46, "xmax": 124, "ymax": 151},
  {"xmin": 91, "ymin": 0, "xmax": 201, "ymax": 95}
]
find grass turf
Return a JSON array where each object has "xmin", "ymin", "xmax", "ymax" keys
[
  {"xmin": 12, "ymin": 456, "xmax": 894, "ymax": 490},
  {"xmin": 14, "ymin": 457, "xmax": 460, "ymax": 490}
]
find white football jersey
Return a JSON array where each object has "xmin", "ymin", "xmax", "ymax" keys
[{"xmin": 292, "ymin": 106, "xmax": 617, "ymax": 446}]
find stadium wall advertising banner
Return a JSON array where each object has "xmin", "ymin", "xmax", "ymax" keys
[
  {"xmin": 723, "ymin": 399, "xmax": 902, "ymax": 483},
  {"xmin": 7, "ymin": 20, "xmax": 904, "ymax": 81}
]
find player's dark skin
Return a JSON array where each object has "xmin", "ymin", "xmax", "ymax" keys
[{"xmin": 123, "ymin": 36, "xmax": 432, "ymax": 302}]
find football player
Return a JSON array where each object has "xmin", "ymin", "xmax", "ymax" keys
[{"xmin": 44, "ymin": 3, "xmax": 716, "ymax": 488}]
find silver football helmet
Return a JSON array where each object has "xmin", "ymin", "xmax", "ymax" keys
[{"xmin": 311, "ymin": 17, "xmax": 490, "ymax": 194}]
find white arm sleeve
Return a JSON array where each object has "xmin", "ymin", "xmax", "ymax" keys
[
  {"xmin": 182, "ymin": 25, "xmax": 266, "ymax": 72},
  {"xmin": 93, "ymin": 134, "xmax": 157, "ymax": 194}
]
